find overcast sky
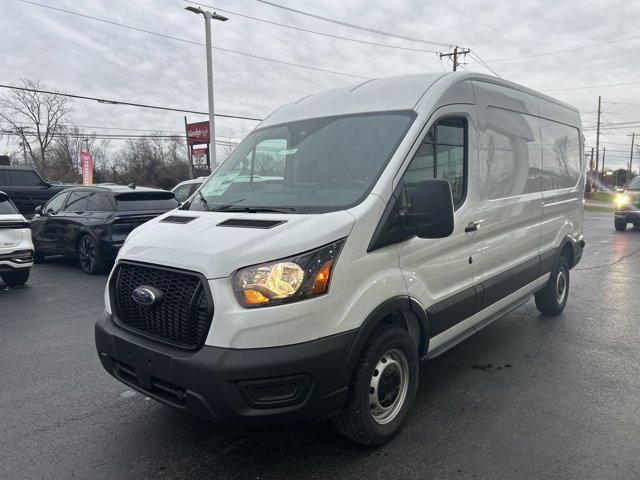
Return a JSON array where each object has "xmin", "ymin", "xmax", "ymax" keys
[{"xmin": 1, "ymin": 0, "xmax": 639, "ymax": 169}]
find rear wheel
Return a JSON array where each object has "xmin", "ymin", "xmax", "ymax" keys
[
  {"xmin": 615, "ymin": 219, "xmax": 627, "ymax": 231},
  {"xmin": 77, "ymin": 235, "xmax": 106, "ymax": 275},
  {"xmin": 535, "ymin": 256, "xmax": 569, "ymax": 316},
  {"xmin": 1, "ymin": 268, "xmax": 30, "ymax": 287},
  {"xmin": 333, "ymin": 324, "xmax": 419, "ymax": 446}
]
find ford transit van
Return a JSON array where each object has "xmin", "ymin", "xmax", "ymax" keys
[{"xmin": 95, "ymin": 72, "xmax": 585, "ymax": 446}]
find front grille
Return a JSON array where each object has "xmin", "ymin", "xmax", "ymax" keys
[{"xmin": 113, "ymin": 262, "xmax": 213, "ymax": 349}]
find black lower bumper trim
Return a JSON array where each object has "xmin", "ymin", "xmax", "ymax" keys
[{"xmin": 95, "ymin": 312, "xmax": 356, "ymax": 426}]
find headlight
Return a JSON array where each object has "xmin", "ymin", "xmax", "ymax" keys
[
  {"xmin": 233, "ymin": 239, "xmax": 346, "ymax": 308},
  {"xmin": 615, "ymin": 194, "xmax": 630, "ymax": 207}
]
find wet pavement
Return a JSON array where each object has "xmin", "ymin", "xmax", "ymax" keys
[{"xmin": 1, "ymin": 211, "xmax": 639, "ymax": 479}]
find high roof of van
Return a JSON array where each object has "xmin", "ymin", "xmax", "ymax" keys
[{"xmin": 259, "ymin": 72, "xmax": 579, "ymax": 128}]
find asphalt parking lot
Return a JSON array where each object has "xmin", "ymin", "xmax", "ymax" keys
[{"xmin": 1, "ymin": 210, "xmax": 639, "ymax": 479}]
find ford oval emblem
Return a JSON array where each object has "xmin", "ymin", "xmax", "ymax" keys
[{"xmin": 132, "ymin": 286, "xmax": 163, "ymax": 307}]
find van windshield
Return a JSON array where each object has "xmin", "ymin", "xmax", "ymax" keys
[{"xmin": 191, "ymin": 111, "xmax": 415, "ymax": 213}]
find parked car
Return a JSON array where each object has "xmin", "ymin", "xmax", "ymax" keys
[
  {"xmin": 171, "ymin": 176, "xmax": 208, "ymax": 203},
  {"xmin": 0, "ymin": 165, "xmax": 68, "ymax": 217},
  {"xmin": 614, "ymin": 176, "xmax": 640, "ymax": 231},
  {"xmin": 0, "ymin": 191, "xmax": 34, "ymax": 286},
  {"xmin": 31, "ymin": 185, "xmax": 179, "ymax": 274},
  {"xmin": 95, "ymin": 72, "xmax": 585, "ymax": 445}
]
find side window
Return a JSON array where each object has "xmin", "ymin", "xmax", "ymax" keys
[
  {"xmin": 0, "ymin": 169, "xmax": 5, "ymax": 185},
  {"xmin": 404, "ymin": 117, "xmax": 466, "ymax": 206},
  {"xmin": 173, "ymin": 184, "xmax": 192, "ymax": 203},
  {"xmin": 86, "ymin": 192, "xmax": 113, "ymax": 212},
  {"xmin": 63, "ymin": 191, "xmax": 90, "ymax": 212},
  {"xmin": 9, "ymin": 170, "xmax": 43, "ymax": 187},
  {"xmin": 480, "ymin": 108, "xmax": 543, "ymax": 199},
  {"xmin": 44, "ymin": 192, "xmax": 68, "ymax": 214},
  {"xmin": 539, "ymin": 119, "xmax": 580, "ymax": 190}
]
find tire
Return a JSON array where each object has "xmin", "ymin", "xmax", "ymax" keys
[
  {"xmin": 333, "ymin": 324, "xmax": 419, "ymax": 446},
  {"xmin": 615, "ymin": 219, "xmax": 627, "ymax": 231},
  {"xmin": 33, "ymin": 251, "xmax": 46, "ymax": 263},
  {"xmin": 1, "ymin": 268, "xmax": 30, "ymax": 287},
  {"xmin": 77, "ymin": 234, "xmax": 106, "ymax": 275},
  {"xmin": 535, "ymin": 256, "xmax": 570, "ymax": 316}
]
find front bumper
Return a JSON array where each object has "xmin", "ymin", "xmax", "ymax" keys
[
  {"xmin": 95, "ymin": 312, "xmax": 356, "ymax": 426},
  {"xmin": 615, "ymin": 209, "xmax": 640, "ymax": 222}
]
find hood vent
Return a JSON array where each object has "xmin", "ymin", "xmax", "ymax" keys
[
  {"xmin": 218, "ymin": 218, "xmax": 286, "ymax": 229},
  {"xmin": 161, "ymin": 215, "xmax": 198, "ymax": 224}
]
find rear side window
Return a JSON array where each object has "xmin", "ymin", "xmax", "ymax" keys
[
  {"xmin": 86, "ymin": 192, "xmax": 113, "ymax": 212},
  {"xmin": 0, "ymin": 170, "xmax": 5, "ymax": 185},
  {"xmin": 9, "ymin": 170, "xmax": 43, "ymax": 187},
  {"xmin": 0, "ymin": 196, "xmax": 18, "ymax": 214},
  {"xmin": 116, "ymin": 193, "xmax": 179, "ymax": 211},
  {"xmin": 63, "ymin": 191, "xmax": 90, "ymax": 212},
  {"xmin": 403, "ymin": 117, "xmax": 467, "ymax": 206},
  {"xmin": 539, "ymin": 119, "xmax": 581, "ymax": 190}
]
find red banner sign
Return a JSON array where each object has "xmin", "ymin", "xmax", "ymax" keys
[
  {"xmin": 186, "ymin": 121, "xmax": 210, "ymax": 145},
  {"xmin": 80, "ymin": 150, "xmax": 93, "ymax": 186}
]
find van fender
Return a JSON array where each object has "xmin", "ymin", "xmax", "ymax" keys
[{"xmin": 340, "ymin": 296, "xmax": 429, "ymax": 385}]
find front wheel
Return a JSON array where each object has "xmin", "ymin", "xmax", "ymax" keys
[
  {"xmin": 615, "ymin": 219, "xmax": 627, "ymax": 231},
  {"xmin": 535, "ymin": 256, "xmax": 569, "ymax": 316},
  {"xmin": 333, "ymin": 324, "xmax": 419, "ymax": 446},
  {"xmin": 1, "ymin": 268, "xmax": 30, "ymax": 287},
  {"xmin": 77, "ymin": 235, "xmax": 106, "ymax": 275}
]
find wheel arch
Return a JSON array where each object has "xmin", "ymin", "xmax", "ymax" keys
[{"xmin": 340, "ymin": 296, "xmax": 429, "ymax": 385}]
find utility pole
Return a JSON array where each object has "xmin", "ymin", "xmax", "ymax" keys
[
  {"xmin": 184, "ymin": 116, "xmax": 194, "ymax": 179},
  {"xmin": 185, "ymin": 5, "xmax": 228, "ymax": 170},
  {"xmin": 629, "ymin": 133, "xmax": 636, "ymax": 176},
  {"xmin": 440, "ymin": 46, "xmax": 470, "ymax": 71},
  {"xmin": 601, "ymin": 147, "xmax": 606, "ymax": 185},
  {"xmin": 589, "ymin": 147, "xmax": 595, "ymax": 192},
  {"xmin": 594, "ymin": 95, "xmax": 602, "ymax": 191}
]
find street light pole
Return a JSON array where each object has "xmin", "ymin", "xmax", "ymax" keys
[{"xmin": 185, "ymin": 5, "xmax": 228, "ymax": 170}]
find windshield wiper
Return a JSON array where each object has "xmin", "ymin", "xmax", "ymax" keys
[
  {"xmin": 221, "ymin": 205, "xmax": 297, "ymax": 214},
  {"xmin": 209, "ymin": 198, "xmax": 247, "ymax": 212}
]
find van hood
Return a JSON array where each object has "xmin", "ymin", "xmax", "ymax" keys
[{"xmin": 117, "ymin": 210, "xmax": 356, "ymax": 278}]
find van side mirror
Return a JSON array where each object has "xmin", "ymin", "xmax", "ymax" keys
[
  {"xmin": 405, "ymin": 179, "xmax": 454, "ymax": 238},
  {"xmin": 34, "ymin": 205, "xmax": 43, "ymax": 215}
]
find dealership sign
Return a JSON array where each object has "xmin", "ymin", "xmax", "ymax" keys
[
  {"xmin": 80, "ymin": 150, "xmax": 93, "ymax": 186},
  {"xmin": 186, "ymin": 121, "xmax": 210, "ymax": 145},
  {"xmin": 191, "ymin": 146, "xmax": 208, "ymax": 166}
]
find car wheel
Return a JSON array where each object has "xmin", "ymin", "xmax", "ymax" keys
[
  {"xmin": 1, "ymin": 268, "xmax": 30, "ymax": 287},
  {"xmin": 535, "ymin": 256, "xmax": 570, "ymax": 316},
  {"xmin": 615, "ymin": 219, "xmax": 627, "ymax": 231},
  {"xmin": 77, "ymin": 235, "xmax": 106, "ymax": 275},
  {"xmin": 333, "ymin": 324, "xmax": 419, "ymax": 446}
]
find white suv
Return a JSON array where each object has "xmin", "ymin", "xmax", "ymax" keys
[
  {"xmin": 95, "ymin": 72, "xmax": 585, "ymax": 445},
  {"xmin": 0, "ymin": 191, "xmax": 34, "ymax": 286}
]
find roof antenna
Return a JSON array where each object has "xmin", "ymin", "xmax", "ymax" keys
[{"xmin": 127, "ymin": 183, "xmax": 136, "ymax": 189}]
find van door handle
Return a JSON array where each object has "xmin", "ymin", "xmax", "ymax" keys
[{"xmin": 465, "ymin": 221, "xmax": 480, "ymax": 233}]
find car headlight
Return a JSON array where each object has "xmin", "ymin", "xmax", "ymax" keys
[
  {"xmin": 233, "ymin": 239, "xmax": 346, "ymax": 308},
  {"xmin": 615, "ymin": 194, "xmax": 630, "ymax": 207}
]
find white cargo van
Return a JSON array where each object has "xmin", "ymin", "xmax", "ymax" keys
[{"xmin": 95, "ymin": 72, "xmax": 585, "ymax": 446}]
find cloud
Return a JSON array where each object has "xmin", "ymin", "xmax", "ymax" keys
[{"xmin": 1, "ymin": 0, "xmax": 639, "ymax": 167}]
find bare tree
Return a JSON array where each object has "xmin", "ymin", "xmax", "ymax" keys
[{"xmin": 0, "ymin": 79, "xmax": 72, "ymax": 177}]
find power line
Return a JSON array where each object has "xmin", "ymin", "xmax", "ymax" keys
[
  {"xmin": 15, "ymin": 0, "xmax": 370, "ymax": 80},
  {"xmin": 468, "ymin": 51, "xmax": 501, "ymax": 77},
  {"xmin": 546, "ymin": 80, "xmax": 640, "ymax": 92},
  {"xmin": 0, "ymin": 83, "xmax": 263, "ymax": 121},
  {"xmin": 185, "ymin": 0, "xmax": 440, "ymax": 54},
  {"xmin": 255, "ymin": 0, "xmax": 455, "ymax": 49},
  {"xmin": 473, "ymin": 34, "xmax": 640, "ymax": 63}
]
